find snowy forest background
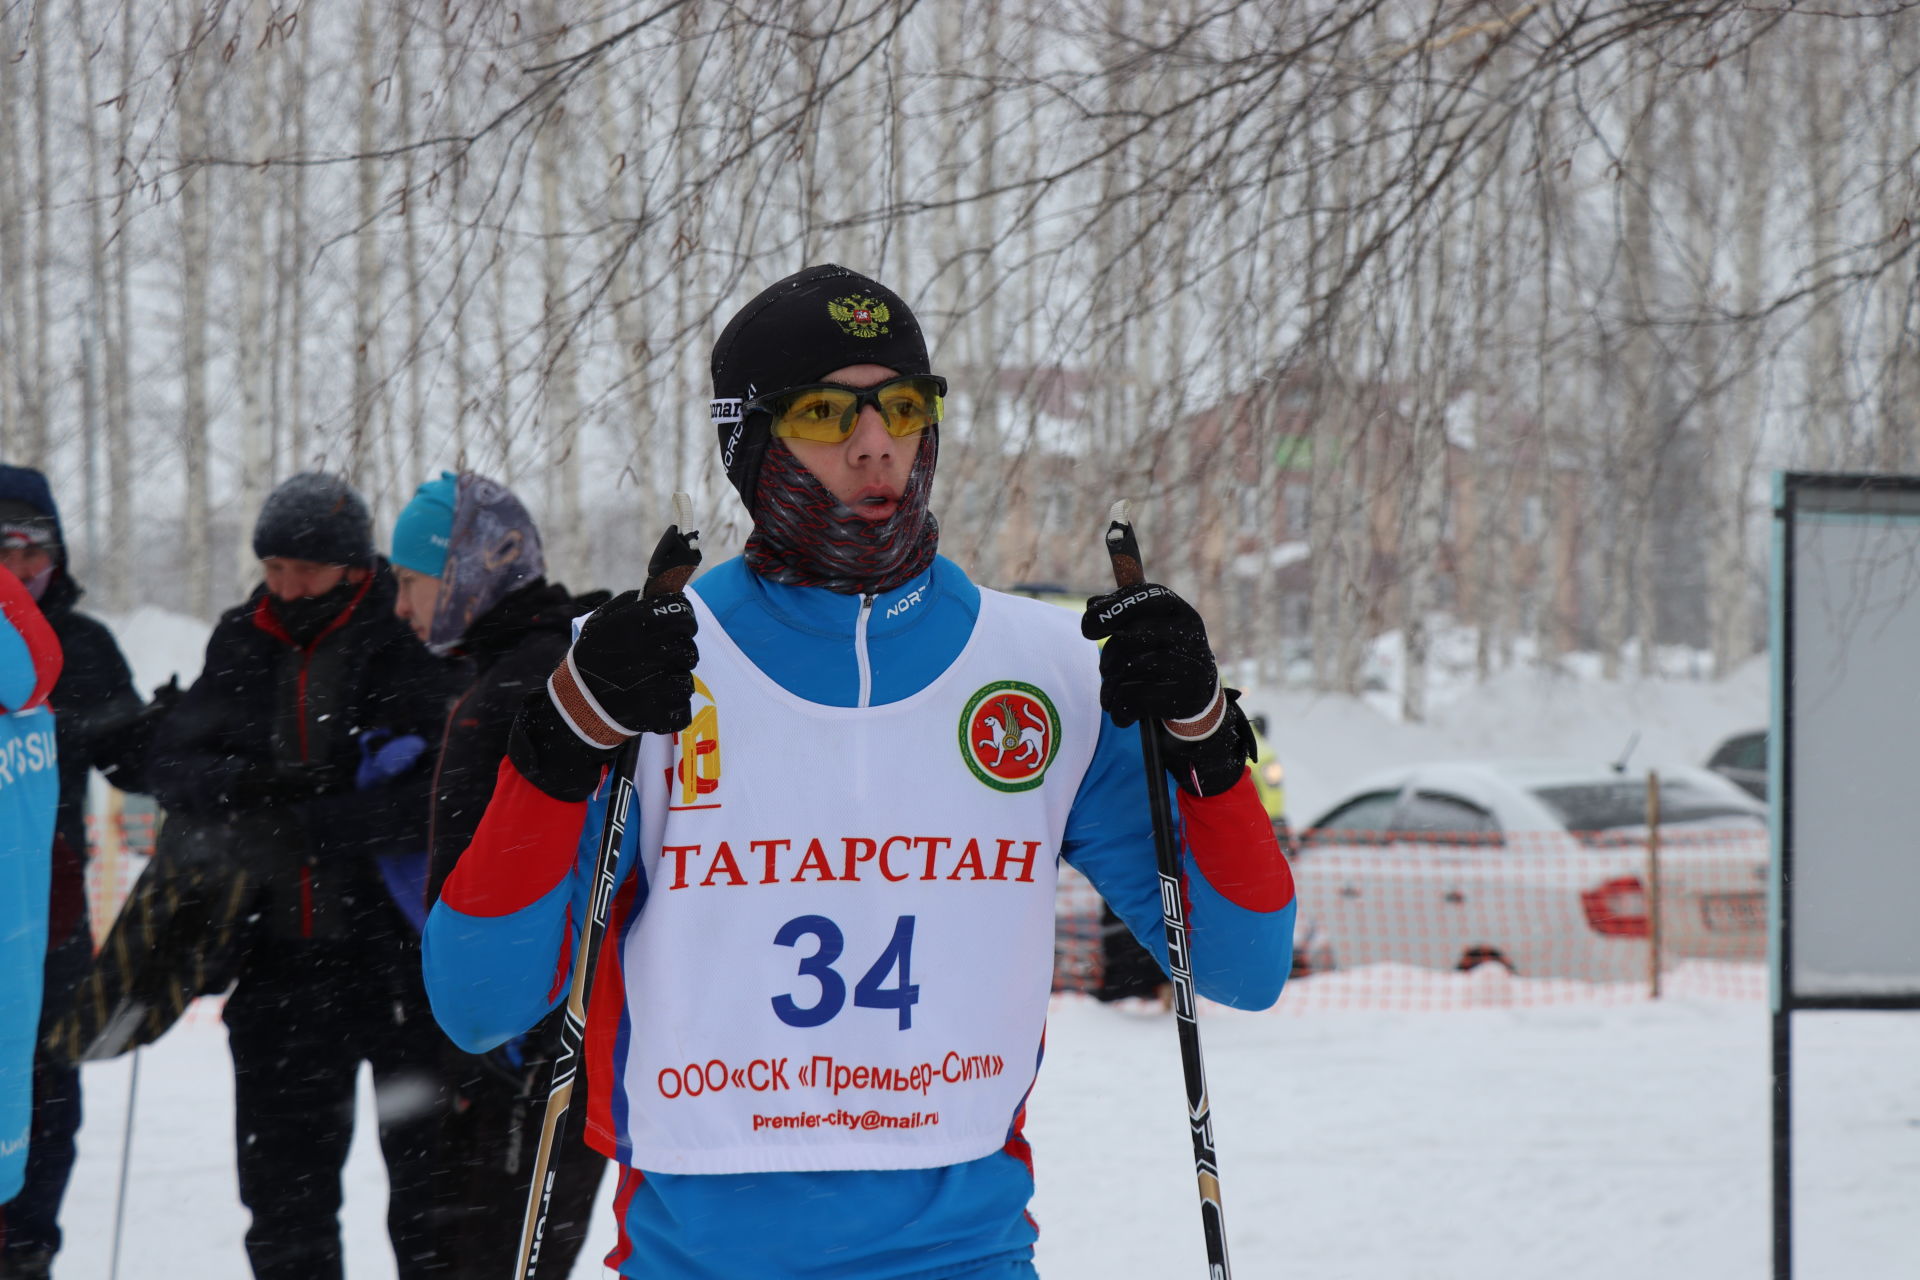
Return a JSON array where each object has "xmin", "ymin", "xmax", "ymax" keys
[{"xmin": 1, "ymin": 0, "xmax": 1916, "ymax": 721}]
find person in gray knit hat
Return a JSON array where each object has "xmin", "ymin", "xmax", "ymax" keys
[
  {"xmin": 250, "ymin": 471, "xmax": 376, "ymax": 569},
  {"xmin": 146, "ymin": 471, "xmax": 460, "ymax": 1280}
]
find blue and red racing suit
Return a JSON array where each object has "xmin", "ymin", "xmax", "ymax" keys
[
  {"xmin": 422, "ymin": 554, "xmax": 1294, "ymax": 1279},
  {"xmin": 0, "ymin": 567, "xmax": 62, "ymax": 1203}
]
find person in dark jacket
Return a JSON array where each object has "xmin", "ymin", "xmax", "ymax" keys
[
  {"xmin": 0, "ymin": 465, "xmax": 166, "ymax": 1280},
  {"xmin": 147, "ymin": 472, "xmax": 460, "ymax": 1280},
  {"xmin": 390, "ymin": 470, "xmax": 608, "ymax": 1277}
]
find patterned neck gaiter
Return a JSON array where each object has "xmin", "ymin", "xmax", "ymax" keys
[{"xmin": 745, "ymin": 433, "xmax": 940, "ymax": 595}]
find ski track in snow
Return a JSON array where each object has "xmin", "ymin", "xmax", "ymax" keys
[{"xmin": 58, "ymin": 994, "xmax": 1919, "ymax": 1279}]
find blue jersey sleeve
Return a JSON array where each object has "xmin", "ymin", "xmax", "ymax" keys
[
  {"xmin": 424, "ymin": 767, "xmax": 640, "ymax": 1052},
  {"xmin": 1060, "ymin": 713, "xmax": 1294, "ymax": 1010}
]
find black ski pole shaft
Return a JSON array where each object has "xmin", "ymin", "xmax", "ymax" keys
[
  {"xmin": 1104, "ymin": 499, "xmax": 1232, "ymax": 1280},
  {"xmin": 512, "ymin": 492, "xmax": 701, "ymax": 1280}
]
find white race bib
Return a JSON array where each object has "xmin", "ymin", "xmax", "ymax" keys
[{"xmin": 615, "ymin": 588, "xmax": 1102, "ymax": 1174}]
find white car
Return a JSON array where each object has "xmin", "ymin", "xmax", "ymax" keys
[{"xmin": 1288, "ymin": 760, "xmax": 1769, "ymax": 981}]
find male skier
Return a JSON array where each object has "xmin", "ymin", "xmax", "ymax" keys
[{"xmin": 424, "ymin": 264, "xmax": 1296, "ymax": 1278}]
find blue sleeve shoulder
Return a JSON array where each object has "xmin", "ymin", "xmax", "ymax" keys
[
  {"xmin": 1062, "ymin": 714, "xmax": 1292, "ymax": 1009},
  {"xmin": 424, "ymin": 782, "xmax": 643, "ymax": 1051}
]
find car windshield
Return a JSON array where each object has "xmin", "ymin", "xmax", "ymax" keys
[{"xmin": 1532, "ymin": 779, "xmax": 1760, "ymax": 834}]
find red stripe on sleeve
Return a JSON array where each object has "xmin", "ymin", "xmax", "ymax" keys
[
  {"xmin": 1176, "ymin": 771, "xmax": 1295, "ymax": 912},
  {"xmin": 585, "ymin": 870, "xmax": 642, "ymax": 1156},
  {"xmin": 547, "ymin": 902, "xmax": 575, "ymax": 1006},
  {"xmin": 439, "ymin": 757, "xmax": 591, "ymax": 918},
  {"xmin": 0, "ymin": 569, "xmax": 60, "ymax": 710}
]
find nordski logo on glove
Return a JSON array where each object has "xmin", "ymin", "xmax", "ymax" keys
[
  {"xmin": 958, "ymin": 681, "xmax": 1061, "ymax": 793},
  {"xmin": 1095, "ymin": 584, "xmax": 1172, "ymax": 626}
]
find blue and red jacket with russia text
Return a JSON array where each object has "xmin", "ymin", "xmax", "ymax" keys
[
  {"xmin": 422, "ymin": 554, "xmax": 1295, "ymax": 1279},
  {"xmin": 0, "ymin": 568, "xmax": 63, "ymax": 1202}
]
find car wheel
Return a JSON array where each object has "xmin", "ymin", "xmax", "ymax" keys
[
  {"xmin": 1456, "ymin": 946, "xmax": 1515, "ymax": 974},
  {"xmin": 1291, "ymin": 931, "xmax": 1335, "ymax": 978}
]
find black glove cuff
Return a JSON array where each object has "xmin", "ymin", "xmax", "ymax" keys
[
  {"xmin": 1159, "ymin": 689, "xmax": 1257, "ymax": 798},
  {"xmin": 508, "ymin": 686, "xmax": 620, "ymax": 802}
]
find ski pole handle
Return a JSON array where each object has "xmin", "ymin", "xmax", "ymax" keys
[
  {"xmin": 644, "ymin": 491, "xmax": 701, "ymax": 599},
  {"xmin": 513, "ymin": 493, "xmax": 700, "ymax": 1280},
  {"xmin": 1103, "ymin": 499, "xmax": 1233, "ymax": 1280},
  {"xmin": 1105, "ymin": 499, "xmax": 1147, "ymax": 591}
]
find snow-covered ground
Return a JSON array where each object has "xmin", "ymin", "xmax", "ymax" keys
[
  {"xmin": 58, "ymin": 990, "xmax": 1920, "ymax": 1278},
  {"xmin": 63, "ymin": 607, "xmax": 1909, "ymax": 1278}
]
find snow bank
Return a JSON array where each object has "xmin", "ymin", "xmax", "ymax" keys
[
  {"xmin": 1242, "ymin": 656, "xmax": 1768, "ymax": 824},
  {"xmin": 101, "ymin": 605, "xmax": 214, "ymax": 694}
]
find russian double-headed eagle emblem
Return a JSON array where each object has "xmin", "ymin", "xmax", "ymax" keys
[{"xmin": 828, "ymin": 295, "xmax": 891, "ymax": 338}]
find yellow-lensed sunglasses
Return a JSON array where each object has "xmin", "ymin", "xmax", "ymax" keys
[{"xmin": 747, "ymin": 374, "xmax": 947, "ymax": 443}]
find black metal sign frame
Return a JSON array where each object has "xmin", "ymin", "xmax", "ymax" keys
[{"xmin": 1772, "ymin": 471, "xmax": 1920, "ymax": 1280}]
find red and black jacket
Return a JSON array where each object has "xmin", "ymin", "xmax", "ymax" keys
[{"xmin": 147, "ymin": 562, "xmax": 459, "ymax": 941}]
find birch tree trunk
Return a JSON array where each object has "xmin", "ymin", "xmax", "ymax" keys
[
  {"xmin": 1872, "ymin": 18, "xmax": 1919, "ymax": 473},
  {"xmin": 286, "ymin": 11, "xmax": 309, "ymax": 468},
  {"xmin": 1709, "ymin": 60, "xmax": 1767, "ymax": 677},
  {"xmin": 490, "ymin": 217, "xmax": 518, "ymax": 486},
  {"xmin": 398, "ymin": 11, "xmax": 427, "ymax": 493},
  {"xmin": 0, "ymin": 14, "xmax": 26, "ymax": 458},
  {"xmin": 28, "ymin": 8, "xmax": 52, "ymax": 467},
  {"xmin": 349, "ymin": 0, "xmax": 383, "ymax": 484},
  {"xmin": 539, "ymin": 81, "xmax": 584, "ymax": 581},
  {"xmin": 1800, "ymin": 23, "xmax": 1846, "ymax": 468},
  {"xmin": 237, "ymin": 1, "xmax": 275, "ymax": 594},
  {"xmin": 1400, "ymin": 225, "xmax": 1452, "ymax": 725},
  {"xmin": 75, "ymin": 0, "xmax": 111, "ymax": 586},
  {"xmin": 1598, "ymin": 77, "xmax": 1659, "ymax": 680},
  {"xmin": 178, "ymin": 12, "xmax": 214, "ymax": 617},
  {"xmin": 600, "ymin": 43, "xmax": 641, "ymax": 508},
  {"xmin": 107, "ymin": 0, "xmax": 135, "ymax": 608}
]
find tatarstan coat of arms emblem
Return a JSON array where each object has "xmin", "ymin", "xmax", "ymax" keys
[{"xmin": 959, "ymin": 681, "xmax": 1062, "ymax": 793}]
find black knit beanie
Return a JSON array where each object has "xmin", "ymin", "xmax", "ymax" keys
[
  {"xmin": 710, "ymin": 264, "xmax": 931, "ymax": 508},
  {"xmin": 252, "ymin": 472, "xmax": 375, "ymax": 568}
]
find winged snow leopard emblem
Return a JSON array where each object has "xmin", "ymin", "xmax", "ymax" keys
[{"xmin": 959, "ymin": 681, "xmax": 1062, "ymax": 792}]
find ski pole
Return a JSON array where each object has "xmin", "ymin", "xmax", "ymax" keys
[
  {"xmin": 512, "ymin": 493, "xmax": 701, "ymax": 1280},
  {"xmin": 107, "ymin": 1048, "xmax": 141, "ymax": 1280},
  {"xmin": 1103, "ymin": 500, "xmax": 1232, "ymax": 1279}
]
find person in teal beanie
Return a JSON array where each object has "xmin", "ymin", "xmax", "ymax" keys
[
  {"xmin": 391, "ymin": 471, "xmax": 457, "ymax": 586},
  {"xmin": 390, "ymin": 471, "xmax": 609, "ymax": 1277}
]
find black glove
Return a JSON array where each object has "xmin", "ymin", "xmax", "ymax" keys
[
  {"xmin": 141, "ymin": 675, "xmax": 184, "ymax": 717},
  {"xmin": 218, "ymin": 759, "xmax": 340, "ymax": 811},
  {"xmin": 1081, "ymin": 583, "xmax": 1253, "ymax": 797},
  {"xmin": 510, "ymin": 589, "xmax": 699, "ymax": 801},
  {"xmin": 94, "ymin": 677, "xmax": 184, "ymax": 792},
  {"xmin": 1081, "ymin": 583, "xmax": 1219, "ymax": 727}
]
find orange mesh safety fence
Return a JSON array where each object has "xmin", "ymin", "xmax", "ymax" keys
[
  {"xmin": 81, "ymin": 802, "xmax": 228, "ymax": 1031},
  {"xmin": 84, "ymin": 800, "xmax": 158, "ymax": 947},
  {"xmin": 1053, "ymin": 827, "xmax": 1769, "ymax": 1010}
]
